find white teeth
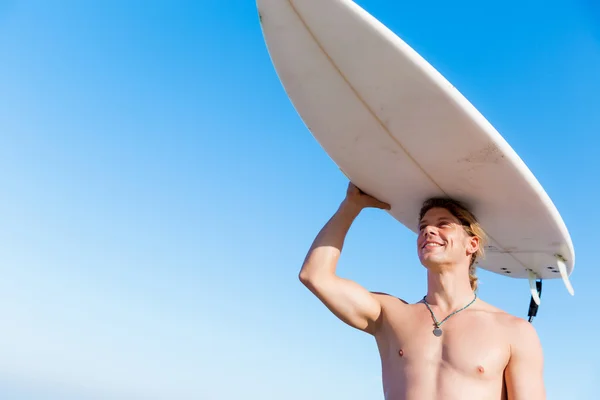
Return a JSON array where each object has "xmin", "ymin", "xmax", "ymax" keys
[{"xmin": 425, "ymin": 243, "xmax": 442, "ymax": 247}]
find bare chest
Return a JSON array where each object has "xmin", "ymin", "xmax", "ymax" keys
[{"xmin": 377, "ymin": 306, "xmax": 510, "ymax": 380}]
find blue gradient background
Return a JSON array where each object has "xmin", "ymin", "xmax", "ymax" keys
[{"xmin": 0, "ymin": 0, "xmax": 598, "ymax": 399}]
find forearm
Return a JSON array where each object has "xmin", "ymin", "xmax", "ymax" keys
[{"xmin": 299, "ymin": 200, "xmax": 362, "ymax": 281}]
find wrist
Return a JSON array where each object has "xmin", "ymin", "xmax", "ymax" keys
[{"xmin": 338, "ymin": 199, "xmax": 363, "ymax": 217}]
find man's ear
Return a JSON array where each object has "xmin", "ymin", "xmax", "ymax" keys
[{"xmin": 466, "ymin": 235, "xmax": 480, "ymax": 256}]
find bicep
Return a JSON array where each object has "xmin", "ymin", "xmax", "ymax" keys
[
  {"xmin": 300, "ymin": 274, "xmax": 383, "ymax": 334},
  {"xmin": 504, "ymin": 321, "xmax": 546, "ymax": 400}
]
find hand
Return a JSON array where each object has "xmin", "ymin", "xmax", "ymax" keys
[{"xmin": 344, "ymin": 182, "xmax": 391, "ymax": 211}]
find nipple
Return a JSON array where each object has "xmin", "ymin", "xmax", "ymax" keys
[
  {"xmin": 398, "ymin": 349, "xmax": 404, "ymax": 357},
  {"xmin": 477, "ymin": 365, "xmax": 485, "ymax": 374}
]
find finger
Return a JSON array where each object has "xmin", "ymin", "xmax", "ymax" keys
[{"xmin": 378, "ymin": 201, "xmax": 391, "ymax": 210}]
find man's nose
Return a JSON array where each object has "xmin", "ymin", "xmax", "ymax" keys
[{"xmin": 422, "ymin": 225, "xmax": 437, "ymax": 236}]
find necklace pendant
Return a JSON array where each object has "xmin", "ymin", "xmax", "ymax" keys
[{"xmin": 433, "ymin": 327, "xmax": 443, "ymax": 337}]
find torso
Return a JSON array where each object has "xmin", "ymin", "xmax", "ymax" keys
[{"xmin": 374, "ymin": 295, "xmax": 515, "ymax": 400}]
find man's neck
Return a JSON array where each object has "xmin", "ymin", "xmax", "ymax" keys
[{"xmin": 425, "ymin": 268, "xmax": 475, "ymax": 312}]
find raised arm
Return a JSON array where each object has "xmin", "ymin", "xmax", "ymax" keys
[
  {"xmin": 504, "ymin": 319, "xmax": 546, "ymax": 399},
  {"xmin": 299, "ymin": 182, "xmax": 390, "ymax": 335}
]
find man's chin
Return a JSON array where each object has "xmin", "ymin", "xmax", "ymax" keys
[{"xmin": 420, "ymin": 257, "xmax": 446, "ymax": 271}]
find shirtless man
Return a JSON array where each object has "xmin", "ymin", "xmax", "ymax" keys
[{"xmin": 299, "ymin": 182, "xmax": 545, "ymax": 400}]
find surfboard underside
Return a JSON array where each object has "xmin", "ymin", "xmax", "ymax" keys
[{"xmin": 257, "ymin": 0, "xmax": 575, "ymax": 285}]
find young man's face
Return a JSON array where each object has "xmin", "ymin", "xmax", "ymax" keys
[{"xmin": 417, "ymin": 207, "xmax": 479, "ymax": 270}]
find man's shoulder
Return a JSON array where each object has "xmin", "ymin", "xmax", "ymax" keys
[
  {"xmin": 477, "ymin": 300, "xmax": 533, "ymax": 326},
  {"xmin": 474, "ymin": 298, "xmax": 509, "ymax": 317},
  {"xmin": 506, "ymin": 316, "xmax": 541, "ymax": 348},
  {"xmin": 370, "ymin": 291, "xmax": 409, "ymax": 305},
  {"xmin": 477, "ymin": 300, "xmax": 540, "ymax": 342}
]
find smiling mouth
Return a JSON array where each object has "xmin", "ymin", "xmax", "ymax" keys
[{"xmin": 422, "ymin": 242, "xmax": 444, "ymax": 249}]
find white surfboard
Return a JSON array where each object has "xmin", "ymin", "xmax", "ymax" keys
[{"xmin": 257, "ymin": 0, "xmax": 575, "ymax": 300}]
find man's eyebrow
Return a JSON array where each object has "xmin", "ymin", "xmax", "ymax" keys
[{"xmin": 418, "ymin": 217, "xmax": 454, "ymax": 228}]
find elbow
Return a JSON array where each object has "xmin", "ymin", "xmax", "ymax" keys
[
  {"xmin": 298, "ymin": 269, "xmax": 312, "ymax": 286},
  {"xmin": 298, "ymin": 267, "xmax": 330, "ymax": 291},
  {"xmin": 298, "ymin": 267, "xmax": 321, "ymax": 290}
]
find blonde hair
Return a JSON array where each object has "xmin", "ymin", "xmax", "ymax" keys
[{"xmin": 418, "ymin": 198, "xmax": 487, "ymax": 291}]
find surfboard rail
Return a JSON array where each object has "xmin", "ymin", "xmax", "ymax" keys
[{"xmin": 256, "ymin": 0, "xmax": 575, "ymax": 302}]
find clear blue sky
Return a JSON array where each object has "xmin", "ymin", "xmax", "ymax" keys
[{"xmin": 0, "ymin": 0, "xmax": 598, "ymax": 399}]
